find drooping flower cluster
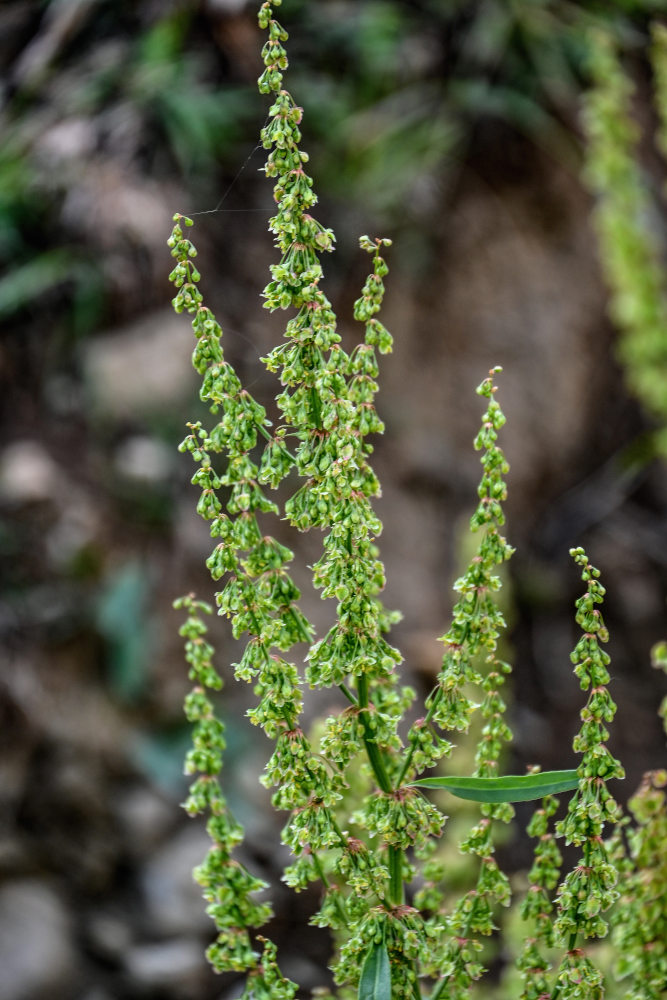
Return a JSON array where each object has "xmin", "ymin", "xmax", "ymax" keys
[
  {"xmin": 168, "ymin": 6, "xmax": 663, "ymax": 1000},
  {"xmin": 258, "ymin": 1, "xmax": 404, "ymax": 719},
  {"xmin": 597, "ymin": 637, "xmax": 667, "ymax": 1000},
  {"xmin": 612, "ymin": 642, "xmax": 666, "ymax": 1000},
  {"xmin": 409, "ymin": 370, "xmax": 514, "ymax": 999},
  {"xmin": 174, "ymin": 595, "xmax": 273, "ymax": 974},
  {"xmin": 255, "ymin": 9, "xmax": 437, "ymax": 994},
  {"xmin": 403, "ymin": 369, "xmax": 515, "ymax": 769},
  {"xmin": 549, "ymin": 550, "xmax": 625, "ymax": 998},
  {"xmin": 612, "ymin": 769, "xmax": 667, "ymax": 1000},
  {"xmin": 169, "ymin": 210, "xmax": 345, "ymax": 988},
  {"xmin": 171, "ymin": 2, "xmax": 419, "ymax": 991},
  {"xmin": 517, "ymin": 791, "xmax": 563, "ymax": 1000}
]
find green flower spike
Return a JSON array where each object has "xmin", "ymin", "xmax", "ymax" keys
[
  {"xmin": 551, "ymin": 550, "xmax": 625, "ymax": 998},
  {"xmin": 174, "ymin": 595, "xmax": 271, "ymax": 974}
]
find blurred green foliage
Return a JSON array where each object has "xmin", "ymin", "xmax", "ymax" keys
[
  {"xmin": 2, "ymin": 0, "xmax": 667, "ymax": 441},
  {"xmin": 581, "ymin": 21, "xmax": 667, "ymax": 450},
  {"xmin": 0, "ymin": 2, "xmax": 256, "ymax": 333},
  {"xmin": 277, "ymin": 0, "xmax": 667, "ymax": 221},
  {"xmin": 96, "ymin": 560, "xmax": 153, "ymax": 703},
  {"xmin": 129, "ymin": 12, "xmax": 255, "ymax": 176},
  {"xmin": 1, "ymin": 0, "xmax": 665, "ymax": 333}
]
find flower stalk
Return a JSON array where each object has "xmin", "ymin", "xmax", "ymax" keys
[{"xmin": 169, "ymin": 4, "xmax": 665, "ymax": 998}]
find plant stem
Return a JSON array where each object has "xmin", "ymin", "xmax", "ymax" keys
[
  {"xmin": 429, "ymin": 974, "xmax": 448, "ymax": 1000},
  {"xmin": 356, "ymin": 673, "xmax": 392, "ymax": 794},
  {"xmin": 388, "ymin": 846, "xmax": 404, "ymax": 905},
  {"xmin": 287, "ymin": 606, "xmax": 312, "ymax": 642},
  {"xmin": 338, "ymin": 682, "xmax": 359, "ymax": 706},
  {"xmin": 356, "ymin": 672, "xmax": 407, "ymax": 910},
  {"xmin": 257, "ymin": 421, "xmax": 298, "ymax": 464}
]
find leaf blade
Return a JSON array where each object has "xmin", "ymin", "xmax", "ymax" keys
[
  {"xmin": 358, "ymin": 941, "xmax": 391, "ymax": 1000},
  {"xmin": 409, "ymin": 769, "xmax": 581, "ymax": 803}
]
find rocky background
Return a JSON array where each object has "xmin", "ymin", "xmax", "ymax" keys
[{"xmin": 1, "ymin": 1, "xmax": 666, "ymax": 998}]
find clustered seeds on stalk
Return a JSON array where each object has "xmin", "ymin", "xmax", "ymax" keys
[{"xmin": 168, "ymin": 3, "xmax": 667, "ymax": 999}]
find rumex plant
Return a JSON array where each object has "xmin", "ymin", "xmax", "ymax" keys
[
  {"xmin": 609, "ymin": 648, "xmax": 667, "ymax": 1000},
  {"xmin": 170, "ymin": 3, "xmax": 666, "ymax": 998},
  {"xmin": 582, "ymin": 23, "xmax": 667, "ymax": 447}
]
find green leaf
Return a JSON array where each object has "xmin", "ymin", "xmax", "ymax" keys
[
  {"xmin": 410, "ymin": 769, "xmax": 580, "ymax": 803},
  {"xmin": 358, "ymin": 941, "xmax": 391, "ymax": 1000},
  {"xmin": 0, "ymin": 251, "xmax": 75, "ymax": 319}
]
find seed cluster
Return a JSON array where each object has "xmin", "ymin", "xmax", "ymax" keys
[{"xmin": 168, "ymin": 4, "xmax": 661, "ymax": 999}]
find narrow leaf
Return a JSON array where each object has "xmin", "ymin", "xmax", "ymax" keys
[
  {"xmin": 358, "ymin": 941, "xmax": 391, "ymax": 1000},
  {"xmin": 410, "ymin": 769, "xmax": 581, "ymax": 803}
]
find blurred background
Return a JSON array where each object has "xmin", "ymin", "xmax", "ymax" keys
[{"xmin": 1, "ymin": 0, "xmax": 666, "ymax": 998}]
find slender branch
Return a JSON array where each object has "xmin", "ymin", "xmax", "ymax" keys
[
  {"xmin": 338, "ymin": 682, "xmax": 359, "ymax": 707},
  {"xmin": 388, "ymin": 846, "xmax": 403, "ymax": 905},
  {"xmin": 356, "ymin": 673, "xmax": 392, "ymax": 794}
]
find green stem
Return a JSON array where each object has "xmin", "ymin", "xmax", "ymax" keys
[
  {"xmin": 428, "ymin": 859, "xmax": 489, "ymax": 1000},
  {"xmin": 330, "ymin": 815, "xmax": 350, "ymax": 850},
  {"xmin": 356, "ymin": 673, "xmax": 405, "ymax": 910},
  {"xmin": 551, "ymin": 932, "xmax": 579, "ymax": 1000},
  {"xmin": 429, "ymin": 976, "xmax": 447, "ymax": 1000},
  {"xmin": 357, "ymin": 673, "xmax": 392, "ymax": 794},
  {"xmin": 338, "ymin": 682, "xmax": 359, "ymax": 706},
  {"xmin": 388, "ymin": 846, "xmax": 403, "ymax": 905},
  {"xmin": 286, "ymin": 605, "xmax": 312, "ymax": 643},
  {"xmin": 257, "ymin": 421, "xmax": 298, "ymax": 464}
]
